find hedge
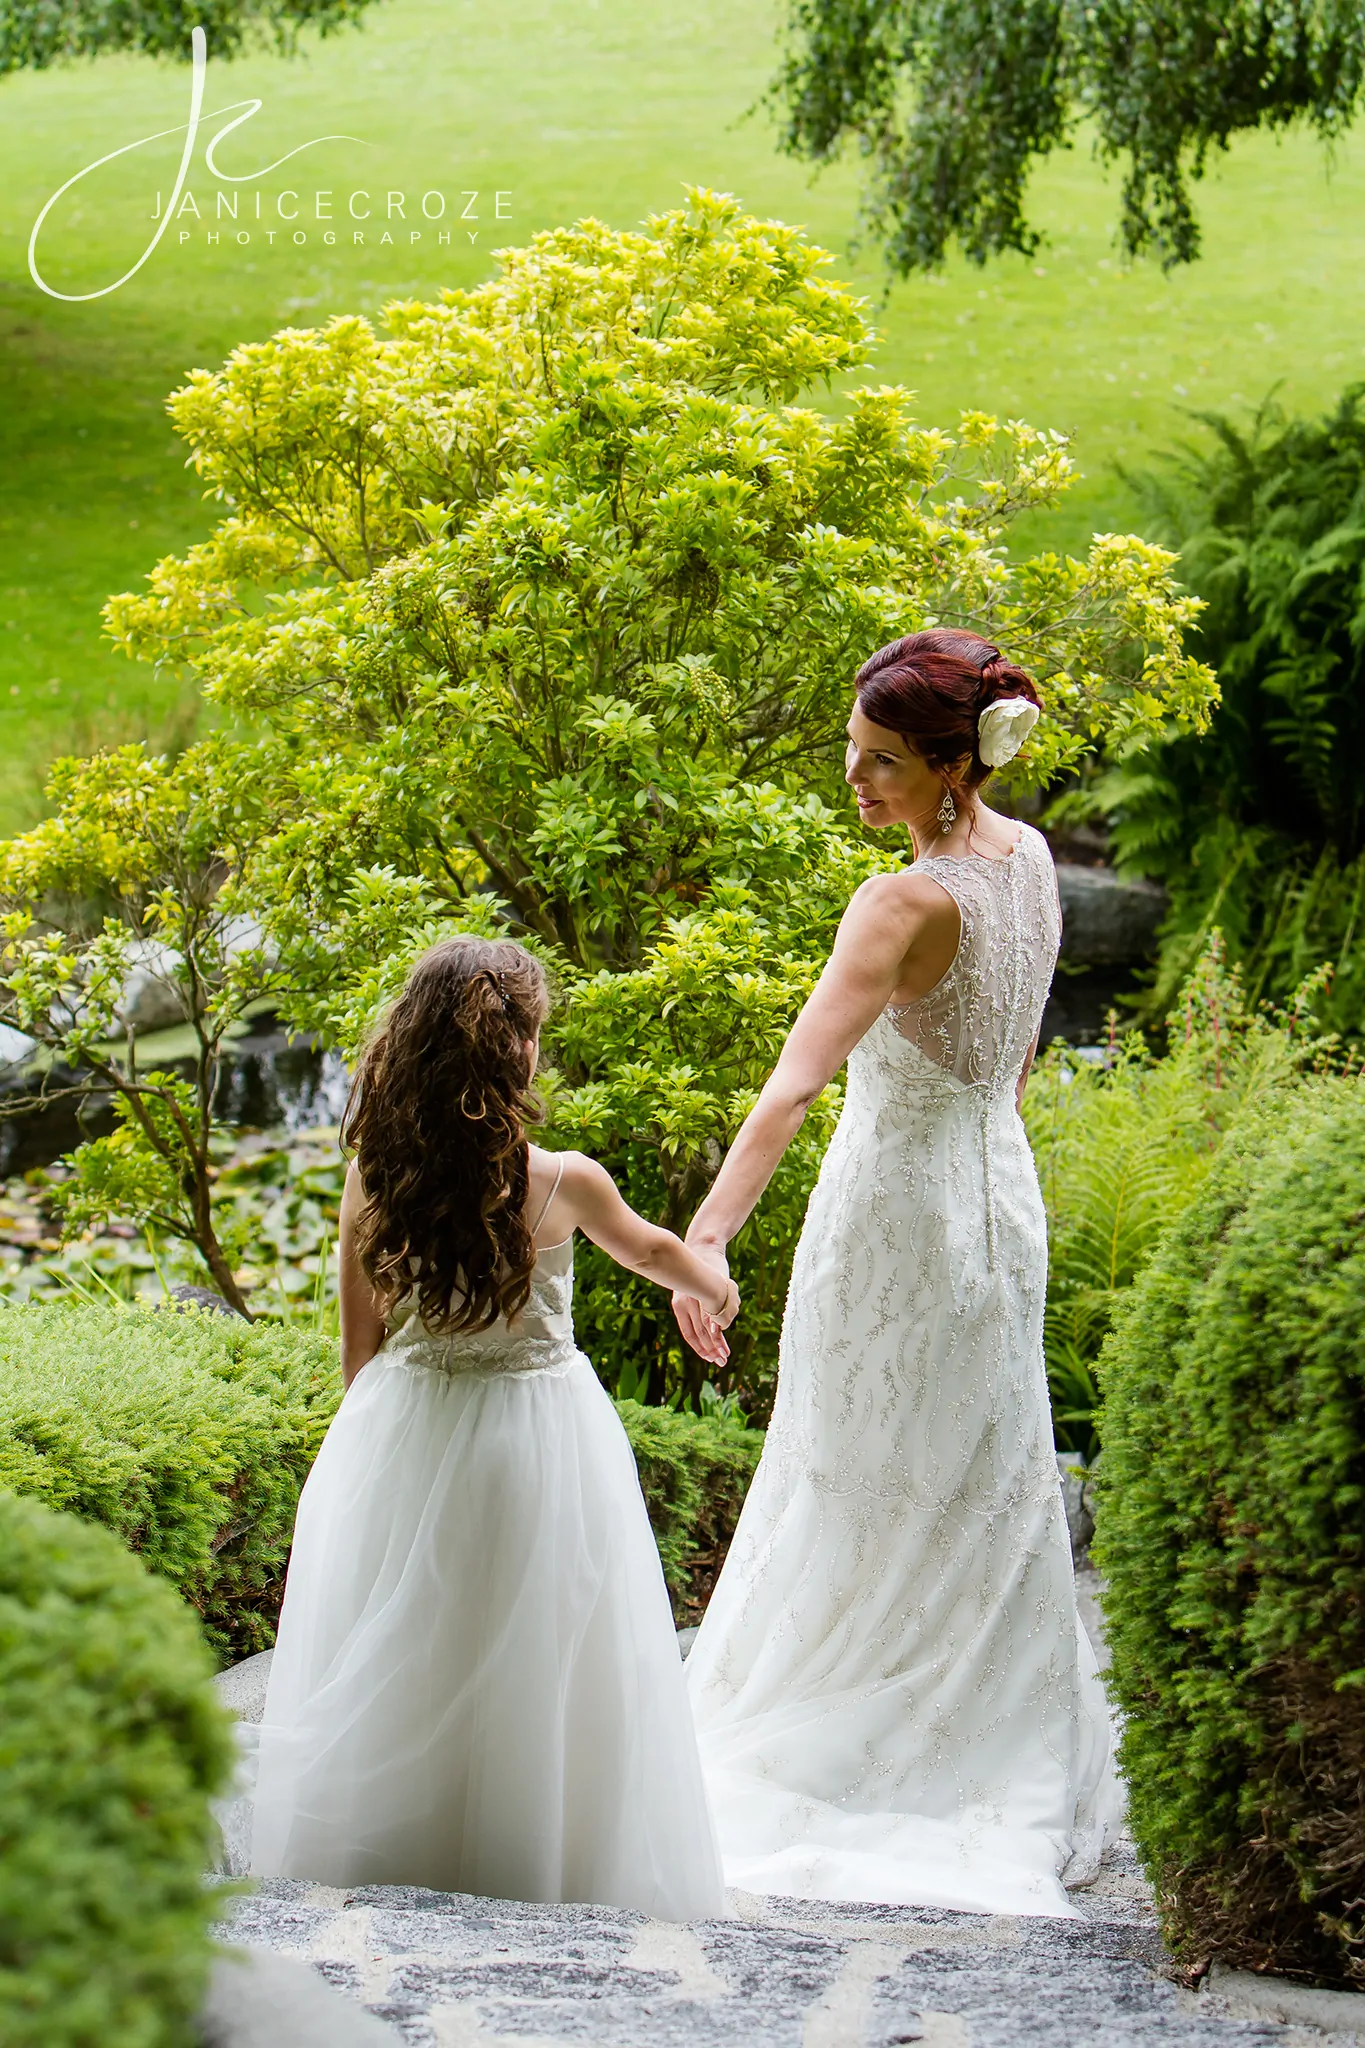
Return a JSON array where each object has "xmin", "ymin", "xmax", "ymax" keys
[
  {"xmin": 0, "ymin": 1304, "xmax": 338, "ymax": 1661},
  {"xmin": 615, "ymin": 1398, "xmax": 762, "ymax": 1622},
  {"xmin": 0, "ymin": 1489, "xmax": 234, "ymax": 2048},
  {"xmin": 0, "ymin": 1303, "xmax": 762, "ymax": 1656},
  {"xmin": 1096, "ymin": 1078, "xmax": 1365, "ymax": 1987}
]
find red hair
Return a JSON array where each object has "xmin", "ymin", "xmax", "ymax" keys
[{"xmin": 854, "ymin": 629, "xmax": 1041, "ymax": 799}]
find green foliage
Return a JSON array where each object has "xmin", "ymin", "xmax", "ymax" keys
[
  {"xmin": 0, "ymin": 0, "xmax": 378, "ymax": 72},
  {"xmin": 0, "ymin": 1298, "xmax": 761, "ymax": 1643},
  {"xmin": 1096, "ymin": 1078, "xmax": 1365, "ymax": 1985},
  {"xmin": 0, "ymin": 1487, "xmax": 235, "ymax": 2047},
  {"xmin": 0, "ymin": 1301, "xmax": 340, "ymax": 1657},
  {"xmin": 774, "ymin": 0, "xmax": 1365, "ymax": 274},
  {"xmin": 1023, "ymin": 936, "xmax": 1321, "ymax": 1457},
  {"xmin": 0, "ymin": 740, "xmax": 313, "ymax": 1313},
  {"xmin": 614, "ymin": 1399, "xmax": 763, "ymax": 1622},
  {"xmin": 90, "ymin": 193, "xmax": 1211, "ymax": 1400},
  {"xmin": 1076, "ymin": 387, "xmax": 1365, "ymax": 1033}
]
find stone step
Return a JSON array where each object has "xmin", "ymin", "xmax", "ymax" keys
[
  {"xmin": 210, "ymin": 1578, "xmax": 1364, "ymax": 2044},
  {"xmin": 220, "ymin": 1859, "xmax": 1348, "ymax": 2047}
]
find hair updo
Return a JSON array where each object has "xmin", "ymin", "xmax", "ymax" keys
[
  {"xmin": 341, "ymin": 936, "xmax": 550, "ymax": 1335},
  {"xmin": 853, "ymin": 628, "xmax": 1042, "ymax": 800}
]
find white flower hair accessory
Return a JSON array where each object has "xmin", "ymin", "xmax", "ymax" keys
[{"xmin": 977, "ymin": 695, "xmax": 1039, "ymax": 768}]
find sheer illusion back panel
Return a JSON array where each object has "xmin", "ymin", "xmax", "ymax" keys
[{"xmin": 886, "ymin": 828, "xmax": 1061, "ymax": 1090}]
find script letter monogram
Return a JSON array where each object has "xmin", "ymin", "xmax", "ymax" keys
[{"xmin": 27, "ymin": 25, "xmax": 363, "ymax": 302}]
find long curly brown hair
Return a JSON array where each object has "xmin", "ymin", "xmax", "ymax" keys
[{"xmin": 341, "ymin": 937, "xmax": 550, "ymax": 1333}]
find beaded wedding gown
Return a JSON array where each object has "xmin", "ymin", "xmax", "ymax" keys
[
  {"xmin": 687, "ymin": 822, "xmax": 1119, "ymax": 1917},
  {"xmin": 250, "ymin": 1221, "xmax": 725, "ymax": 1921}
]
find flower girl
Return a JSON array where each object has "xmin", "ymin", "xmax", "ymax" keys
[{"xmin": 250, "ymin": 937, "xmax": 734, "ymax": 1919}]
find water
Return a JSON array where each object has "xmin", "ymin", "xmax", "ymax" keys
[{"xmin": 0, "ymin": 1016, "xmax": 351, "ymax": 1176}]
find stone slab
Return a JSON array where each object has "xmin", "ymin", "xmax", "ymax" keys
[
  {"xmin": 200, "ymin": 1944, "xmax": 396, "ymax": 2046},
  {"xmin": 1204, "ymin": 1965, "xmax": 1365, "ymax": 2036},
  {"xmin": 220, "ymin": 1869, "xmax": 1321, "ymax": 2046},
  {"xmin": 1055, "ymin": 865, "xmax": 1166, "ymax": 965},
  {"xmin": 214, "ymin": 1648, "xmax": 273, "ymax": 1724}
]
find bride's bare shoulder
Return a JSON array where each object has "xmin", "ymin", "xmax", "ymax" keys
[{"xmin": 848, "ymin": 867, "xmax": 961, "ymax": 927}]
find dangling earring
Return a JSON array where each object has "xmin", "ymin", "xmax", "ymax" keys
[{"xmin": 936, "ymin": 784, "xmax": 957, "ymax": 835}]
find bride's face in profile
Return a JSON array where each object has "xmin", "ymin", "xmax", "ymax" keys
[{"xmin": 844, "ymin": 702, "xmax": 943, "ymax": 829}]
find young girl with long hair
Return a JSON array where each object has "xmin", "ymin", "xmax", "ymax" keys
[{"xmin": 249, "ymin": 937, "xmax": 735, "ymax": 1920}]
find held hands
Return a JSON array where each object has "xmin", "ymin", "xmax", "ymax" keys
[{"xmin": 672, "ymin": 1246, "xmax": 737, "ymax": 1367}]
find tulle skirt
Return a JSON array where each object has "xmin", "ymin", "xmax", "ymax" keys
[{"xmin": 249, "ymin": 1349, "xmax": 725, "ymax": 1922}]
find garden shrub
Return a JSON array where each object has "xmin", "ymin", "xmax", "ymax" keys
[
  {"xmin": 616, "ymin": 1399, "xmax": 763, "ymax": 1623},
  {"xmin": 0, "ymin": 1301, "xmax": 763, "ymax": 1650},
  {"xmin": 1023, "ymin": 935, "xmax": 1310, "ymax": 1457},
  {"xmin": 0, "ymin": 1488, "xmax": 234, "ymax": 2048},
  {"xmin": 0, "ymin": 1303, "xmax": 338, "ymax": 1660},
  {"xmin": 1097, "ymin": 1078, "xmax": 1365, "ymax": 1986}
]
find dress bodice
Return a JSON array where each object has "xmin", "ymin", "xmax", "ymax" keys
[
  {"xmin": 882, "ymin": 822, "xmax": 1060, "ymax": 1098},
  {"xmin": 379, "ymin": 1236, "xmax": 578, "ymax": 1379}
]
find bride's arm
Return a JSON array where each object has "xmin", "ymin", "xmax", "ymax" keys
[{"xmin": 673, "ymin": 875, "xmax": 942, "ymax": 1348}]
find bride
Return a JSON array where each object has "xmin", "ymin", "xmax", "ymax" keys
[{"xmin": 672, "ymin": 628, "xmax": 1119, "ymax": 1918}]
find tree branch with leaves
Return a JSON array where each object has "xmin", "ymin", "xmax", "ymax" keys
[
  {"xmin": 0, "ymin": 740, "xmax": 305, "ymax": 1316},
  {"xmin": 0, "ymin": 0, "xmax": 380, "ymax": 74},
  {"xmin": 773, "ymin": 0, "xmax": 1365, "ymax": 274}
]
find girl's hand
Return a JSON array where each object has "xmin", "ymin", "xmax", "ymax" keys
[
  {"xmin": 672, "ymin": 1245, "xmax": 733, "ymax": 1361},
  {"xmin": 672, "ymin": 1291, "xmax": 727, "ymax": 1365}
]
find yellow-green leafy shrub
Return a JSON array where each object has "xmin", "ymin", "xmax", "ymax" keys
[
  {"xmin": 0, "ymin": 1489, "xmax": 234, "ymax": 2047},
  {"xmin": 1097, "ymin": 1079, "xmax": 1365, "ymax": 1986}
]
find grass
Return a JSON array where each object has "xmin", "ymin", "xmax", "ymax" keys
[{"xmin": 4, "ymin": 0, "xmax": 1365, "ymax": 830}]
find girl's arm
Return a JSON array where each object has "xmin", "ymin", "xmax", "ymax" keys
[
  {"xmin": 672, "ymin": 872, "xmax": 944, "ymax": 1355},
  {"xmin": 339, "ymin": 1161, "xmax": 388, "ymax": 1391},
  {"xmin": 1016, "ymin": 1031, "xmax": 1040, "ymax": 1111},
  {"xmin": 554, "ymin": 1153, "xmax": 740, "ymax": 1369}
]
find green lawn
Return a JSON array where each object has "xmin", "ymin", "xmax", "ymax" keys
[{"xmin": 3, "ymin": 0, "xmax": 1365, "ymax": 830}]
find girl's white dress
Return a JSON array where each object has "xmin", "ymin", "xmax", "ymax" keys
[
  {"xmin": 687, "ymin": 824, "xmax": 1120, "ymax": 1917},
  {"xmin": 250, "ymin": 1201, "xmax": 725, "ymax": 1922}
]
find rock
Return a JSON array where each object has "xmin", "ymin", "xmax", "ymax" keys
[
  {"xmin": 168, "ymin": 1284, "xmax": 246, "ymax": 1319},
  {"xmin": 1074, "ymin": 1563, "xmax": 1109, "ymax": 1674},
  {"xmin": 1082, "ymin": 1460, "xmax": 1101, "ymax": 1537},
  {"xmin": 1056, "ymin": 865, "xmax": 1166, "ymax": 967},
  {"xmin": 677, "ymin": 1625, "xmax": 699, "ymax": 1660},
  {"xmin": 0, "ymin": 1021, "xmax": 36, "ymax": 1070},
  {"xmin": 214, "ymin": 1648, "xmax": 274, "ymax": 1722},
  {"xmin": 116, "ymin": 938, "xmax": 188, "ymax": 1035},
  {"xmin": 211, "ymin": 1654, "xmax": 271, "ymax": 1879},
  {"xmin": 1057, "ymin": 1452, "xmax": 1095, "ymax": 1562},
  {"xmin": 199, "ymin": 1946, "xmax": 396, "ymax": 2046},
  {"xmin": 116, "ymin": 921, "xmax": 273, "ymax": 1039},
  {"xmin": 1203, "ymin": 1960, "xmax": 1365, "ymax": 2035},
  {"xmin": 218, "ymin": 1846, "xmax": 1219, "ymax": 2048}
]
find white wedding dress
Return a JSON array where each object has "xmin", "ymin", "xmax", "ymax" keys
[
  {"xmin": 687, "ymin": 822, "xmax": 1120, "ymax": 1917},
  {"xmin": 250, "ymin": 1193, "xmax": 725, "ymax": 1922}
]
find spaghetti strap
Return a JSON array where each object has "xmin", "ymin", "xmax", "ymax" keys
[{"xmin": 528, "ymin": 1153, "xmax": 567, "ymax": 1238}]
